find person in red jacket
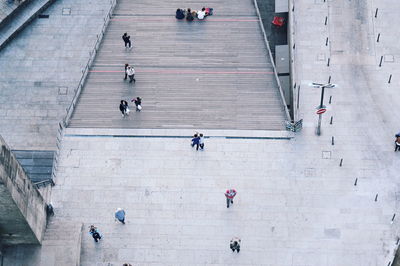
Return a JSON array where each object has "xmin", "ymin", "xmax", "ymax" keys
[{"xmin": 225, "ymin": 189, "xmax": 237, "ymax": 208}]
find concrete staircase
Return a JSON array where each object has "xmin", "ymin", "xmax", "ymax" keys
[
  {"xmin": 2, "ymin": 218, "xmax": 83, "ymax": 266},
  {"xmin": 0, "ymin": 0, "xmax": 56, "ymax": 51},
  {"xmin": 69, "ymin": 0, "xmax": 288, "ymax": 130}
]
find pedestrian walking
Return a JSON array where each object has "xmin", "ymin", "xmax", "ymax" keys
[
  {"xmin": 89, "ymin": 225, "xmax": 102, "ymax": 242},
  {"xmin": 230, "ymin": 237, "xmax": 241, "ymax": 253},
  {"xmin": 191, "ymin": 133, "xmax": 200, "ymax": 150},
  {"xmin": 131, "ymin": 97, "xmax": 142, "ymax": 111},
  {"xmin": 124, "ymin": 63, "xmax": 129, "ymax": 80},
  {"xmin": 395, "ymin": 133, "xmax": 400, "ymax": 152},
  {"xmin": 126, "ymin": 66, "xmax": 136, "ymax": 83},
  {"xmin": 225, "ymin": 189, "xmax": 237, "ymax": 208},
  {"xmin": 199, "ymin": 133, "xmax": 205, "ymax": 150},
  {"xmin": 119, "ymin": 100, "xmax": 130, "ymax": 117},
  {"xmin": 123, "ymin": 264, "xmax": 132, "ymax": 266},
  {"xmin": 115, "ymin": 208, "xmax": 126, "ymax": 224},
  {"xmin": 122, "ymin": 32, "xmax": 132, "ymax": 48}
]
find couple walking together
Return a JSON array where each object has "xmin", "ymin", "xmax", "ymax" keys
[{"xmin": 191, "ymin": 133, "xmax": 204, "ymax": 150}]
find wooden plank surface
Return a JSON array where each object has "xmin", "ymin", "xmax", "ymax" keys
[{"xmin": 69, "ymin": 0, "xmax": 286, "ymax": 130}]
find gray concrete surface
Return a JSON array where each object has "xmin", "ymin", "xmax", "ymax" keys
[
  {"xmin": 0, "ymin": 0, "xmax": 28, "ymax": 25},
  {"xmin": 3, "ymin": 0, "xmax": 400, "ymax": 265},
  {"xmin": 40, "ymin": 127, "xmax": 398, "ymax": 265},
  {"xmin": 0, "ymin": 0, "xmax": 56, "ymax": 51},
  {"xmin": 0, "ymin": 0, "xmax": 114, "ymax": 150},
  {"xmin": 0, "ymin": 135, "xmax": 47, "ymax": 245}
]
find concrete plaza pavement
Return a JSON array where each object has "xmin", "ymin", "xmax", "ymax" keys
[
  {"xmin": 42, "ymin": 126, "xmax": 394, "ymax": 266},
  {"xmin": 3, "ymin": 0, "xmax": 400, "ymax": 265},
  {"xmin": 0, "ymin": 0, "xmax": 114, "ymax": 150}
]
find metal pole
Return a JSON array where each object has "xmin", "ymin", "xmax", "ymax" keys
[
  {"xmin": 320, "ymin": 86, "xmax": 325, "ymax": 108},
  {"xmin": 316, "ymin": 86, "xmax": 325, "ymax": 136},
  {"xmin": 317, "ymin": 114, "xmax": 322, "ymax": 135}
]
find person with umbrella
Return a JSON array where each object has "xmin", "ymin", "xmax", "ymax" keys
[{"xmin": 115, "ymin": 208, "xmax": 126, "ymax": 224}]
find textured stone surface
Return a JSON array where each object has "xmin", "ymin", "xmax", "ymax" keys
[
  {"xmin": 0, "ymin": 0, "xmax": 114, "ymax": 150},
  {"xmin": 0, "ymin": 136, "xmax": 46, "ymax": 245}
]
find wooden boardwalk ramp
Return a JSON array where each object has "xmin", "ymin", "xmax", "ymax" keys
[{"xmin": 69, "ymin": 0, "xmax": 287, "ymax": 130}]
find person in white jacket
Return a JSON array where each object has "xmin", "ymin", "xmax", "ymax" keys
[{"xmin": 126, "ymin": 66, "xmax": 136, "ymax": 83}]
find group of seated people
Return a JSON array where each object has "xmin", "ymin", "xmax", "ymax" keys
[{"xmin": 175, "ymin": 7, "xmax": 213, "ymax": 21}]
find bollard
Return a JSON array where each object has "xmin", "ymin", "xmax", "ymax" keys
[
  {"xmin": 326, "ymin": 37, "xmax": 329, "ymax": 46},
  {"xmin": 377, "ymin": 33, "xmax": 380, "ymax": 42},
  {"xmin": 339, "ymin": 158, "xmax": 343, "ymax": 167},
  {"xmin": 392, "ymin": 214, "xmax": 396, "ymax": 223},
  {"xmin": 293, "ymin": 43, "xmax": 295, "ymax": 49},
  {"xmin": 375, "ymin": 194, "xmax": 378, "ymax": 202},
  {"xmin": 330, "ymin": 116, "xmax": 333, "ymax": 124},
  {"xmin": 328, "ymin": 76, "xmax": 331, "ymax": 83},
  {"xmin": 375, "ymin": 8, "xmax": 378, "ymax": 18},
  {"xmin": 332, "ymin": 136, "xmax": 334, "ymax": 145},
  {"xmin": 379, "ymin": 56, "xmax": 383, "ymax": 67},
  {"xmin": 354, "ymin": 178, "xmax": 358, "ymax": 186},
  {"xmin": 327, "ymin": 58, "xmax": 330, "ymax": 66},
  {"xmin": 325, "ymin": 16, "xmax": 327, "ymax": 25},
  {"xmin": 329, "ymin": 96, "xmax": 332, "ymax": 104},
  {"xmin": 388, "ymin": 74, "xmax": 392, "ymax": 83}
]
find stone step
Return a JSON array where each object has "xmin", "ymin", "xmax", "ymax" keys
[{"xmin": 0, "ymin": 0, "xmax": 56, "ymax": 51}]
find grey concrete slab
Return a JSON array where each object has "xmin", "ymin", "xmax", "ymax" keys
[
  {"xmin": 0, "ymin": 0, "xmax": 114, "ymax": 150},
  {"xmin": 34, "ymin": 127, "xmax": 399, "ymax": 266}
]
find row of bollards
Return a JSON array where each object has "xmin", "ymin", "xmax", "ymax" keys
[
  {"xmin": 375, "ymin": 8, "xmax": 394, "ymax": 85},
  {"xmin": 323, "ymin": 5, "xmax": 399, "ymax": 265}
]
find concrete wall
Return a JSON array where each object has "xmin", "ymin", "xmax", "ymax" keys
[{"xmin": 0, "ymin": 135, "xmax": 47, "ymax": 246}]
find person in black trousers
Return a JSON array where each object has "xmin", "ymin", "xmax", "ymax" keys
[
  {"xmin": 124, "ymin": 63, "xmax": 129, "ymax": 80},
  {"xmin": 122, "ymin": 33, "xmax": 132, "ymax": 48}
]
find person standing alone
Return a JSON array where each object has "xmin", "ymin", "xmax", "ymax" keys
[
  {"xmin": 122, "ymin": 32, "xmax": 132, "ymax": 48},
  {"xmin": 115, "ymin": 208, "xmax": 126, "ymax": 224},
  {"xmin": 89, "ymin": 225, "xmax": 102, "ymax": 242},
  {"xmin": 225, "ymin": 189, "xmax": 237, "ymax": 208},
  {"xmin": 230, "ymin": 237, "xmax": 241, "ymax": 253}
]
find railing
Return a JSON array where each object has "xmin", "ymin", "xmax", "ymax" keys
[
  {"xmin": 288, "ymin": 0, "xmax": 298, "ymax": 122},
  {"xmin": 62, "ymin": 0, "xmax": 117, "ymax": 127},
  {"xmin": 49, "ymin": 0, "xmax": 117, "ymax": 185},
  {"xmin": 253, "ymin": 0, "xmax": 292, "ymax": 124}
]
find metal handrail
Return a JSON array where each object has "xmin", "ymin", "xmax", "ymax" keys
[
  {"xmin": 288, "ymin": 0, "xmax": 298, "ymax": 122},
  {"xmin": 50, "ymin": 0, "xmax": 117, "ymax": 185},
  {"xmin": 253, "ymin": 0, "xmax": 292, "ymax": 123},
  {"xmin": 63, "ymin": 0, "xmax": 117, "ymax": 127}
]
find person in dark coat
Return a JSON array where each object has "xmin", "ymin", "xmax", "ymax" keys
[
  {"xmin": 175, "ymin": 8, "xmax": 185, "ymax": 19},
  {"xmin": 131, "ymin": 97, "xmax": 142, "ymax": 112},
  {"xmin": 119, "ymin": 100, "xmax": 129, "ymax": 117},
  {"xmin": 89, "ymin": 225, "xmax": 102, "ymax": 242},
  {"xmin": 230, "ymin": 237, "xmax": 241, "ymax": 252},
  {"xmin": 124, "ymin": 63, "xmax": 129, "ymax": 80},
  {"xmin": 186, "ymin": 8, "xmax": 194, "ymax": 21},
  {"xmin": 191, "ymin": 133, "xmax": 200, "ymax": 150},
  {"xmin": 122, "ymin": 33, "xmax": 132, "ymax": 48}
]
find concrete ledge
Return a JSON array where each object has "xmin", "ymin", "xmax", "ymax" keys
[
  {"xmin": 65, "ymin": 127, "xmax": 294, "ymax": 139},
  {"xmin": 0, "ymin": 0, "xmax": 56, "ymax": 52},
  {"xmin": 0, "ymin": 0, "xmax": 32, "ymax": 29},
  {"xmin": 2, "ymin": 221, "xmax": 83, "ymax": 266}
]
